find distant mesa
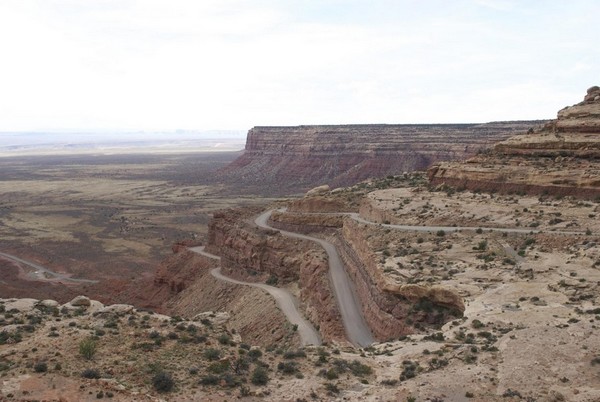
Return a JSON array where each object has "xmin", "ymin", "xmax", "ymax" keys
[
  {"xmin": 428, "ymin": 86, "xmax": 600, "ymax": 199},
  {"xmin": 219, "ymin": 122, "xmax": 546, "ymax": 194}
]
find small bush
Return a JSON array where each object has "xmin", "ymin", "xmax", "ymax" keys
[
  {"xmin": 248, "ymin": 348, "xmax": 262, "ymax": 360},
  {"xmin": 277, "ymin": 361, "xmax": 299, "ymax": 375},
  {"xmin": 400, "ymin": 360, "xmax": 419, "ymax": 381},
  {"xmin": 283, "ymin": 349, "xmax": 307, "ymax": 359},
  {"xmin": 325, "ymin": 382, "xmax": 340, "ymax": 395},
  {"xmin": 207, "ymin": 360, "xmax": 230, "ymax": 375},
  {"xmin": 200, "ymin": 374, "xmax": 219, "ymax": 385},
  {"xmin": 251, "ymin": 366, "xmax": 269, "ymax": 385},
  {"xmin": 349, "ymin": 360, "xmax": 372, "ymax": 377},
  {"xmin": 81, "ymin": 368, "xmax": 101, "ymax": 379},
  {"xmin": 79, "ymin": 337, "xmax": 97, "ymax": 360},
  {"xmin": 34, "ymin": 361, "xmax": 48, "ymax": 373},
  {"xmin": 152, "ymin": 371, "xmax": 175, "ymax": 393},
  {"xmin": 217, "ymin": 334, "xmax": 232, "ymax": 345},
  {"xmin": 203, "ymin": 348, "xmax": 221, "ymax": 361},
  {"xmin": 471, "ymin": 319, "xmax": 484, "ymax": 329}
]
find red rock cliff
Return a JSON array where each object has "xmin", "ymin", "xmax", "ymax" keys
[
  {"xmin": 206, "ymin": 208, "xmax": 346, "ymax": 343},
  {"xmin": 219, "ymin": 123, "xmax": 545, "ymax": 194}
]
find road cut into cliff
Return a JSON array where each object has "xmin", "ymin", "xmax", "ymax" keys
[
  {"xmin": 189, "ymin": 246, "xmax": 322, "ymax": 346},
  {"xmin": 255, "ymin": 210, "xmax": 375, "ymax": 347}
]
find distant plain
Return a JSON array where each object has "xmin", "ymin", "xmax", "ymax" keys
[{"xmin": 0, "ymin": 150, "xmax": 277, "ymax": 303}]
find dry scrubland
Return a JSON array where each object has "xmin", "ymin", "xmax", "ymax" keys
[
  {"xmin": 2, "ymin": 89, "xmax": 599, "ymax": 401},
  {"xmin": 291, "ymin": 175, "xmax": 600, "ymax": 401},
  {"xmin": 1, "ymin": 173, "xmax": 600, "ymax": 401},
  {"xmin": 0, "ymin": 152, "xmax": 275, "ymax": 303}
]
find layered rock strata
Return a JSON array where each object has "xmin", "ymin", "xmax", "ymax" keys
[
  {"xmin": 429, "ymin": 87, "xmax": 600, "ymax": 199},
  {"xmin": 135, "ymin": 249, "xmax": 301, "ymax": 347},
  {"xmin": 209, "ymin": 207, "xmax": 464, "ymax": 340},
  {"xmin": 220, "ymin": 122, "xmax": 544, "ymax": 193},
  {"xmin": 205, "ymin": 208, "xmax": 346, "ymax": 343},
  {"xmin": 336, "ymin": 219, "xmax": 464, "ymax": 340}
]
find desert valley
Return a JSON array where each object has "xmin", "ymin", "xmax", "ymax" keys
[{"xmin": 1, "ymin": 87, "xmax": 599, "ymax": 402}]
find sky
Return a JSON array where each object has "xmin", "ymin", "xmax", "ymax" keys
[{"xmin": 0, "ymin": 0, "xmax": 598, "ymax": 131}]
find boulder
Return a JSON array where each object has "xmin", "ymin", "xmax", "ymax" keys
[{"xmin": 69, "ymin": 295, "xmax": 91, "ymax": 307}]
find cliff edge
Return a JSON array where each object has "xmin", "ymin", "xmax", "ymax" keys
[
  {"xmin": 219, "ymin": 122, "xmax": 545, "ymax": 194},
  {"xmin": 429, "ymin": 86, "xmax": 600, "ymax": 199}
]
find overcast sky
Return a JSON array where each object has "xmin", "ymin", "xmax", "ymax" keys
[{"xmin": 0, "ymin": 0, "xmax": 598, "ymax": 131}]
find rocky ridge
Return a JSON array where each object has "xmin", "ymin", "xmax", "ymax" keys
[
  {"xmin": 429, "ymin": 86, "xmax": 600, "ymax": 198},
  {"xmin": 220, "ymin": 122, "xmax": 545, "ymax": 193}
]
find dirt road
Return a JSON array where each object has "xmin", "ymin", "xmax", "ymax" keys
[
  {"xmin": 0, "ymin": 251, "xmax": 98, "ymax": 284},
  {"xmin": 255, "ymin": 211, "xmax": 374, "ymax": 347},
  {"xmin": 189, "ymin": 246, "xmax": 321, "ymax": 346}
]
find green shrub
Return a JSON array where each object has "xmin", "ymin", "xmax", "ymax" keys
[
  {"xmin": 251, "ymin": 366, "xmax": 269, "ymax": 385},
  {"xmin": 207, "ymin": 360, "xmax": 230, "ymax": 375},
  {"xmin": 203, "ymin": 348, "xmax": 221, "ymax": 361},
  {"xmin": 325, "ymin": 382, "xmax": 340, "ymax": 395},
  {"xmin": 79, "ymin": 337, "xmax": 97, "ymax": 360},
  {"xmin": 81, "ymin": 368, "xmax": 100, "ymax": 379},
  {"xmin": 471, "ymin": 319, "xmax": 484, "ymax": 329},
  {"xmin": 349, "ymin": 360, "xmax": 372, "ymax": 377},
  {"xmin": 248, "ymin": 348, "xmax": 262, "ymax": 360},
  {"xmin": 283, "ymin": 349, "xmax": 307, "ymax": 359},
  {"xmin": 200, "ymin": 374, "xmax": 219, "ymax": 385},
  {"xmin": 277, "ymin": 361, "xmax": 299, "ymax": 375},
  {"xmin": 217, "ymin": 334, "xmax": 232, "ymax": 345},
  {"xmin": 152, "ymin": 371, "xmax": 175, "ymax": 393},
  {"xmin": 34, "ymin": 361, "xmax": 48, "ymax": 373}
]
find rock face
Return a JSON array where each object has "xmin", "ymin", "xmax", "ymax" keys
[
  {"xmin": 205, "ymin": 208, "xmax": 347, "ymax": 343},
  {"xmin": 429, "ymin": 87, "xmax": 600, "ymax": 199},
  {"xmin": 248, "ymin": 208, "xmax": 463, "ymax": 341},
  {"xmin": 334, "ymin": 218, "xmax": 464, "ymax": 340},
  {"xmin": 219, "ymin": 123, "xmax": 545, "ymax": 193}
]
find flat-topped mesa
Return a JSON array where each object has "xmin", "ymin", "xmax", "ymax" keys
[
  {"xmin": 428, "ymin": 86, "xmax": 600, "ymax": 199},
  {"xmin": 219, "ymin": 122, "xmax": 544, "ymax": 194}
]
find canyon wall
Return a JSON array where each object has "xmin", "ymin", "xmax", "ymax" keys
[
  {"xmin": 429, "ymin": 87, "xmax": 600, "ymax": 199},
  {"xmin": 269, "ymin": 210, "xmax": 464, "ymax": 341},
  {"xmin": 336, "ymin": 219, "xmax": 464, "ymax": 340},
  {"xmin": 206, "ymin": 208, "xmax": 346, "ymax": 343},
  {"xmin": 219, "ymin": 122, "xmax": 545, "ymax": 194},
  {"xmin": 133, "ymin": 248, "xmax": 301, "ymax": 347}
]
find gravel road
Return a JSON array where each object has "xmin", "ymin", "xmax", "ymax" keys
[{"xmin": 189, "ymin": 246, "xmax": 322, "ymax": 346}]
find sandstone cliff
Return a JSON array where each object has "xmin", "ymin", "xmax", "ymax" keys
[
  {"xmin": 219, "ymin": 122, "xmax": 545, "ymax": 194},
  {"xmin": 205, "ymin": 207, "xmax": 347, "ymax": 343},
  {"xmin": 268, "ymin": 210, "xmax": 464, "ymax": 341},
  {"xmin": 429, "ymin": 86, "xmax": 600, "ymax": 199}
]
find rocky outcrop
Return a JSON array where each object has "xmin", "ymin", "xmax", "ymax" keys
[
  {"xmin": 287, "ymin": 196, "xmax": 354, "ymax": 214},
  {"xmin": 219, "ymin": 123, "xmax": 545, "ymax": 194},
  {"xmin": 335, "ymin": 218, "xmax": 464, "ymax": 340},
  {"xmin": 428, "ymin": 87, "xmax": 600, "ymax": 199}
]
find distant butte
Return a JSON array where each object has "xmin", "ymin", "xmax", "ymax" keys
[
  {"xmin": 428, "ymin": 86, "xmax": 600, "ymax": 199},
  {"xmin": 219, "ymin": 122, "xmax": 547, "ymax": 194}
]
